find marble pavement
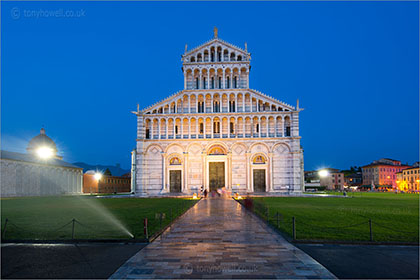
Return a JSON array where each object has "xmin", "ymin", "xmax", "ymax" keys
[{"xmin": 110, "ymin": 198, "xmax": 336, "ymax": 279}]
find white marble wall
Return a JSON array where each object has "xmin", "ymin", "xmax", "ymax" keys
[
  {"xmin": 135, "ymin": 138, "xmax": 303, "ymax": 196},
  {"xmin": 0, "ymin": 159, "xmax": 83, "ymax": 197}
]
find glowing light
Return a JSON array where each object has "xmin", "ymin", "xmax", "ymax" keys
[
  {"xmin": 234, "ymin": 193, "xmax": 243, "ymax": 200},
  {"xmin": 36, "ymin": 147, "xmax": 54, "ymax": 159},
  {"xmin": 94, "ymin": 173, "xmax": 102, "ymax": 181},
  {"xmin": 319, "ymin": 169, "xmax": 329, "ymax": 178},
  {"xmin": 387, "ymin": 176, "xmax": 390, "ymax": 179},
  {"xmin": 192, "ymin": 193, "xmax": 198, "ymax": 199}
]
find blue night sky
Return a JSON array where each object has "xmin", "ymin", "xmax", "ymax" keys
[{"xmin": 2, "ymin": 1, "xmax": 419, "ymax": 170}]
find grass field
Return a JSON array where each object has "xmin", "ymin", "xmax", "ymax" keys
[
  {"xmin": 1, "ymin": 196, "xmax": 196, "ymax": 240},
  {"xmin": 253, "ymin": 192, "xmax": 419, "ymax": 243}
]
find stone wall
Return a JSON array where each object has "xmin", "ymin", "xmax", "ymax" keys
[
  {"xmin": 135, "ymin": 138, "xmax": 303, "ymax": 195},
  {"xmin": 0, "ymin": 159, "xmax": 83, "ymax": 197}
]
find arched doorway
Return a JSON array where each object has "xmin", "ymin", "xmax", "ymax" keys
[
  {"xmin": 207, "ymin": 145, "xmax": 227, "ymax": 191},
  {"xmin": 168, "ymin": 156, "xmax": 182, "ymax": 193},
  {"xmin": 209, "ymin": 162, "xmax": 224, "ymax": 191},
  {"xmin": 252, "ymin": 154, "xmax": 267, "ymax": 192}
]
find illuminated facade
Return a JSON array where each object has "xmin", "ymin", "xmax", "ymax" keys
[
  {"xmin": 362, "ymin": 158, "xmax": 410, "ymax": 188},
  {"xmin": 132, "ymin": 29, "xmax": 304, "ymax": 196},
  {"xmin": 319, "ymin": 169, "xmax": 345, "ymax": 190},
  {"xmin": 396, "ymin": 166, "xmax": 420, "ymax": 192}
]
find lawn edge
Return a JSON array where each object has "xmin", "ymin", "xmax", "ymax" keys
[
  {"xmin": 1, "ymin": 198, "xmax": 201, "ymax": 244},
  {"xmin": 147, "ymin": 197, "xmax": 202, "ymax": 243},
  {"xmin": 233, "ymin": 198, "xmax": 420, "ymax": 246}
]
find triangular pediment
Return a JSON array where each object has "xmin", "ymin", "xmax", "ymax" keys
[
  {"xmin": 140, "ymin": 90, "xmax": 185, "ymax": 114},
  {"xmin": 248, "ymin": 89, "xmax": 296, "ymax": 111},
  {"xmin": 184, "ymin": 38, "xmax": 249, "ymax": 58},
  {"xmin": 138, "ymin": 89, "xmax": 295, "ymax": 115}
]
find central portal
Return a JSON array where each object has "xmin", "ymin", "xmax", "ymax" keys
[{"xmin": 209, "ymin": 162, "xmax": 225, "ymax": 191}]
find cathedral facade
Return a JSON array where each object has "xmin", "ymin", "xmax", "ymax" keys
[{"xmin": 132, "ymin": 30, "xmax": 304, "ymax": 196}]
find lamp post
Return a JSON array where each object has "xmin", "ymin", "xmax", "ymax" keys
[
  {"xmin": 94, "ymin": 172, "xmax": 102, "ymax": 193},
  {"xmin": 318, "ymin": 169, "xmax": 329, "ymax": 190}
]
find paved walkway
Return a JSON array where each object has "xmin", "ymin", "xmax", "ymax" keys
[{"xmin": 110, "ymin": 198, "xmax": 336, "ymax": 279}]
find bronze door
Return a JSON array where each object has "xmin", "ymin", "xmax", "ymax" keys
[
  {"xmin": 209, "ymin": 162, "xmax": 225, "ymax": 191},
  {"xmin": 253, "ymin": 169, "xmax": 266, "ymax": 192},
  {"xmin": 170, "ymin": 170, "xmax": 181, "ymax": 193}
]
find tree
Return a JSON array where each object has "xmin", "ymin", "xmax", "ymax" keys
[{"xmin": 104, "ymin": 168, "xmax": 112, "ymax": 176}]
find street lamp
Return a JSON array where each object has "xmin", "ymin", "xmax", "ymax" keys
[
  {"xmin": 318, "ymin": 169, "xmax": 329, "ymax": 178},
  {"xmin": 94, "ymin": 172, "xmax": 102, "ymax": 181},
  {"xmin": 36, "ymin": 146, "xmax": 54, "ymax": 159}
]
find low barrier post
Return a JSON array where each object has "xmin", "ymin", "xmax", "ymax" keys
[
  {"xmin": 71, "ymin": 218, "xmax": 76, "ymax": 239},
  {"xmin": 144, "ymin": 218, "xmax": 149, "ymax": 241},
  {"xmin": 276, "ymin": 212, "xmax": 279, "ymax": 228},
  {"xmin": 292, "ymin": 217, "xmax": 296, "ymax": 240},
  {"xmin": 369, "ymin": 219, "xmax": 373, "ymax": 241},
  {"xmin": 2, "ymin": 218, "xmax": 8, "ymax": 239},
  {"xmin": 159, "ymin": 213, "xmax": 163, "ymax": 230}
]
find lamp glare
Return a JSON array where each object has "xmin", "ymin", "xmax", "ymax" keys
[
  {"xmin": 36, "ymin": 147, "xmax": 53, "ymax": 159},
  {"xmin": 319, "ymin": 170, "xmax": 329, "ymax": 178}
]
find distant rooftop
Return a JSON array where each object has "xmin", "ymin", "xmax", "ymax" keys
[{"xmin": 1, "ymin": 150, "xmax": 82, "ymax": 169}]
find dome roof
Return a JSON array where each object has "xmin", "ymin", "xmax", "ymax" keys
[{"xmin": 26, "ymin": 128, "xmax": 58, "ymax": 155}]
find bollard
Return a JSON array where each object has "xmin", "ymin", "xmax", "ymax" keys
[
  {"xmin": 276, "ymin": 212, "xmax": 279, "ymax": 228},
  {"xmin": 292, "ymin": 217, "xmax": 296, "ymax": 240},
  {"xmin": 159, "ymin": 213, "xmax": 163, "ymax": 230},
  {"xmin": 369, "ymin": 219, "xmax": 373, "ymax": 241},
  {"xmin": 71, "ymin": 218, "xmax": 76, "ymax": 239},
  {"xmin": 144, "ymin": 218, "xmax": 149, "ymax": 240},
  {"xmin": 2, "ymin": 218, "xmax": 9, "ymax": 239}
]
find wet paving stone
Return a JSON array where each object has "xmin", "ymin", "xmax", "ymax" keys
[{"xmin": 110, "ymin": 198, "xmax": 336, "ymax": 279}]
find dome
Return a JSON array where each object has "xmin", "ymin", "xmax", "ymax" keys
[{"xmin": 26, "ymin": 128, "xmax": 58, "ymax": 157}]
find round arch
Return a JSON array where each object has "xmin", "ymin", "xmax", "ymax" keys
[
  {"xmin": 167, "ymin": 152, "xmax": 183, "ymax": 165},
  {"xmin": 164, "ymin": 143, "xmax": 185, "ymax": 154},
  {"xmin": 205, "ymin": 142, "xmax": 229, "ymax": 155},
  {"xmin": 248, "ymin": 142, "xmax": 270, "ymax": 154},
  {"xmin": 145, "ymin": 144, "xmax": 164, "ymax": 154},
  {"xmin": 271, "ymin": 143, "xmax": 291, "ymax": 153},
  {"xmin": 250, "ymin": 152, "xmax": 268, "ymax": 164}
]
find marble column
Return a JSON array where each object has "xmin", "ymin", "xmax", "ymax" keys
[{"xmin": 266, "ymin": 118, "xmax": 269, "ymax": 137}]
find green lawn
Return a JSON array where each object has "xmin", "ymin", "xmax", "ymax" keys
[
  {"xmin": 1, "ymin": 196, "xmax": 196, "ymax": 240},
  {"xmin": 253, "ymin": 193, "xmax": 419, "ymax": 243}
]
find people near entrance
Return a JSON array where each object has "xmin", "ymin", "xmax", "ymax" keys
[
  {"xmin": 244, "ymin": 195, "xmax": 254, "ymax": 211},
  {"xmin": 219, "ymin": 186, "xmax": 231, "ymax": 198},
  {"xmin": 203, "ymin": 189, "xmax": 208, "ymax": 198}
]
